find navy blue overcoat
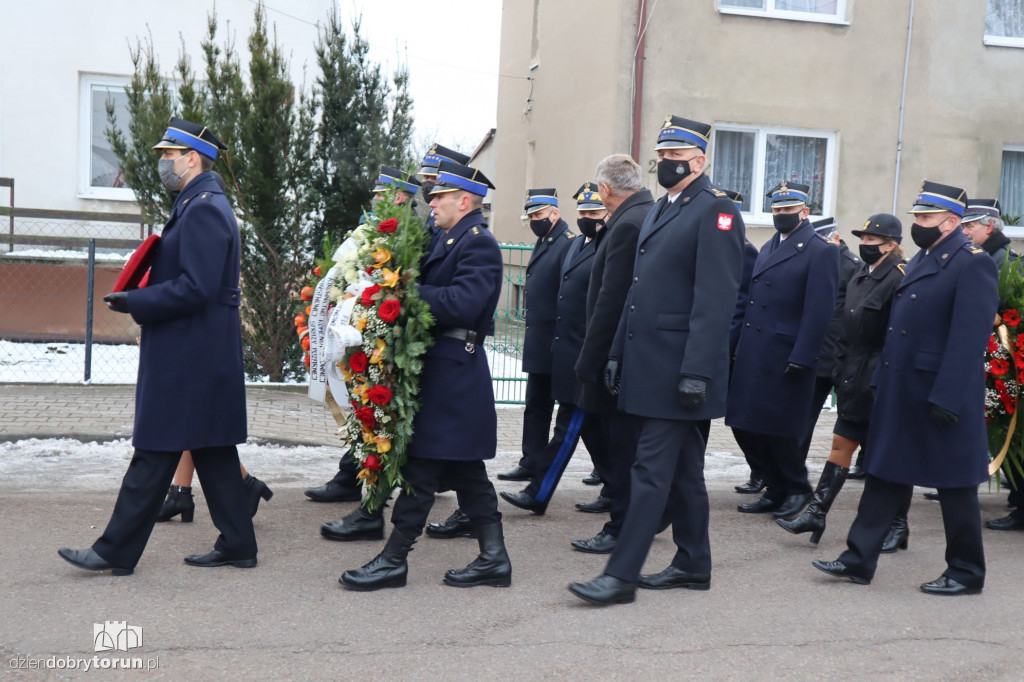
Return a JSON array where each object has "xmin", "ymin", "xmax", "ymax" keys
[
  {"xmin": 611, "ymin": 176, "xmax": 745, "ymax": 421},
  {"xmin": 550, "ymin": 236, "xmax": 597, "ymax": 404},
  {"xmin": 522, "ymin": 219, "xmax": 575, "ymax": 374},
  {"xmin": 126, "ymin": 172, "xmax": 246, "ymax": 451},
  {"xmin": 725, "ymin": 219, "xmax": 839, "ymax": 438},
  {"xmin": 865, "ymin": 229, "xmax": 997, "ymax": 488},
  {"xmin": 408, "ymin": 209, "xmax": 503, "ymax": 461}
]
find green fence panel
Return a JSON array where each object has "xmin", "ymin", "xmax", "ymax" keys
[{"xmin": 489, "ymin": 242, "xmax": 531, "ymax": 404}]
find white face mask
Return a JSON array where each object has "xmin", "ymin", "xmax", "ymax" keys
[{"xmin": 158, "ymin": 154, "xmax": 192, "ymax": 191}]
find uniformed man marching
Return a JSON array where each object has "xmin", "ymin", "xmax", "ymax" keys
[
  {"xmin": 726, "ymin": 181, "xmax": 839, "ymax": 521},
  {"xmin": 813, "ymin": 180, "xmax": 998, "ymax": 595},
  {"xmin": 569, "ymin": 115, "xmax": 745, "ymax": 605},
  {"xmin": 59, "ymin": 117, "xmax": 257, "ymax": 575},
  {"xmin": 339, "ymin": 160, "xmax": 511, "ymax": 591}
]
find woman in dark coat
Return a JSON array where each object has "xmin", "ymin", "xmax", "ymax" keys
[{"xmin": 778, "ymin": 214, "xmax": 906, "ymax": 545}]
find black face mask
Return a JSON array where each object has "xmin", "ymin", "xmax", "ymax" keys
[
  {"xmin": 657, "ymin": 157, "xmax": 693, "ymax": 190},
  {"xmin": 529, "ymin": 217, "xmax": 552, "ymax": 238},
  {"xmin": 420, "ymin": 181, "xmax": 435, "ymax": 200},
  {"xmin": 859, "ymin": 243, "xmax": 884, "ymax": 263},
  {"xmin": 911, "ymin": 222, "xmax": 941, "ymax": 250},
  {"xmin": 577, "ymin": 217, "xmax": 604, "ymax": 239},
  {"xmin": 773, "ymin": 211, "xmax": 802, "ymax": 234}
]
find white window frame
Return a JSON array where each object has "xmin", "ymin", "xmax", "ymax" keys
[
  {"xmin": 983, "ymin": 0, "xmax": 1024, "ymax": 48},
  {"xmin": 79, "ymin": 73, "xmax": 136, "ymax": 202},
  {"xmin": 1001, "ymin": 144, "xmax": 1024, "ymax": 239},
  {"xmin": 711, "ymin": 123, "xmax": 837, "ymax": 226},
  {"xmin": 717, "ymin": 0, "xmax": 850, "ymax": 26}
]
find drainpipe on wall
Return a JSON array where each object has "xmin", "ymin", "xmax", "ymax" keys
[
  {"xmin": 630, "ymin": 0, "xmax": 648, "ymax": 162},
  {"xmin": 892, "ymin": 0, "xmax": 916, "ymax": 214}
]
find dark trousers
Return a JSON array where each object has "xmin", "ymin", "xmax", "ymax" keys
[
  {"xmin": 525, "ymin": 405, "xmax": 603, "ymax": 504},
  {"xmin": 839, "ymin": 475, "xmax": 985, "ymax": 587},
  {"xmin": 331, "ymin": 448, "xmax": 360, "ymax": 487},
  {"xmin": 605, "ymin": 418, "xmax": 710, "ymax": 582},
  {"xmin": 391, "ymin": 458, "xmax": 501, "ymax": 540},
  {"xmin": 522, "ymin": 372, "xmax": 557, "ymax": 468},
  {"xmin": 732, "ymin": 428, "xmax": 810, "ymax": 498},
  {"xmin": 798, "ymin": 376, "xmax": 835, "ymax": 460},
  {"xmin": 592, "ymin": 412, "xmax": 644, "ymax": 538},
  {"xmin": 92, "ymin": 446, "xmax": 257, "ymax": 569}
]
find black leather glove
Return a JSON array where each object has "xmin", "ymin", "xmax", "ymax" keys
[
  {"xmin": 103, "ymin": 292, "xmax": 129, "ymax": 314},
  {"xmin": 784, "ymin": 362, "xmax": 809, "ymax": 377},
  {"xmin": 929, "ymin": 403, "xmax": 958, "ymax": 425},
  {"xmin": 677, "ymin": 376, "xmax": 707, "ymax": 411},
  {"xmin": 603, "ymin": 359, "xmax": 621, "ymax": 397}
]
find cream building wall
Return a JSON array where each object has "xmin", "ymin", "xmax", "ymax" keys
[{"xmin": 495, "ymin": 0, "xmax": 1024, "ymax": 251}]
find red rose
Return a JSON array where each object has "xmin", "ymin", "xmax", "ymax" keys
[
  {"xmin": 378, "ymin": 299, "xmax": 401, "ymax": 323},
  {"xmin": 366, "ymin": 266, "xmax": 375, "ymax": 275},
  {"xmin": 360, "ymin": 284, "xmax": 381, "ymax": 306},
  {"xmin": 348, "ymin": 351, "xmax": 369, "ymax": 373},
  {"xmin": 378, "ymin": 218, "xmax": 398, "ymax": 233},
  {"xmin": 1003, "ymin": 309, "xmax": 1021, "ymax": 327},
  {"xmin": 364, "ymin": 454, "xmax": 381, "ymax": 470},
  {"xmin": 301, "ymin": 286, "xmax": 315, "ymax": 301},
  {"xmin": 355, "ymin": 406, "xmax": 376, "ymax": 428},
  {"xmin": 314, "ymin": 266, "xmax": 322, "ymax": 277},
  {"xmin": 367, "ymin": 385, "xmax": 393, "ymax": 405}
]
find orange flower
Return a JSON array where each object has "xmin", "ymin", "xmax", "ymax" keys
[
  {"xmin": 355, "ymin": 316, "xmax": 368, "ymax": 332},
  {"xmin": 369, "ymin": 338, "xmax": 387, "ymax": 365},
  {"xmin": 301, "ymin": 286, "xmax": 315, "ymax": 301},
  {"xmin": 371, "ymin": 248, "xmax": 392, "ymax": 269},
  {"xmin": 356, "ymin": 468, "xmax": 378, "ymax": 486},
  {"xmin": 381, "ymin": 267, "xmax": 401, "ymax": 288},
  {"xmin": 375, "ymin": 436, "xmax": 391, "ymax": 454}
]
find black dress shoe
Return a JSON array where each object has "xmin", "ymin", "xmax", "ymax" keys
[
  {"xmin": 811, "ymin": 559, "xmax": 869, "ymax": 585},
  {"xmin": 571, "ymin": 531, "xmax": 617, "ymax": 554},
  {"xmin": 425, "ymin": 509, "xmax": 477, "ymax": 539},
  {"xmin": 985, "ymin": 513, "xmax": 1024, "ymax": 531},
  {"xmin": 773, "ymin": 492, "xmax": 813, "ymax": 519},
  {"xmin": 497, "ymin": 465, "xmax": 533, "ymax": 481},
  {"xmin": 305, "ymin": 479, "xmax": 362, "ymax": 503},
  {"xmin": 575, "ymin": 495, "xmax": 612, "ymax": 513},
  {"xmin": 734, "ymin": 477, "xmax": 766, "ymax": 494},
  {"xmin": 920, "ymin": 575, "xmax": 981, "ymax": 596},
  {"xmin": 500, "ymin": 490, "xmax": 547, "ymax": 515},
  {"xmin": 638, "ymin": 566, "xmax": 710, "ymax": 591},
  {"xmin": 321, "ymin": 507, "xmax": 384, "ymax": 541},
  {"xmin": 568, "ymin": 574, "xmax": 637, "ymax": 605},
  {"xmin": 582, "ymin": 469, "xmax": 602, "ymax": 486},
  {"xmin": 58, "ymin": 548, "xmax": 133, "ymax": 576},
  {"xmin": 184, "ymin": 549, "xmax": 257, "ymax": 568},
  {"xmin": 923, "ymin": 491, "xmax": 940, "ymax": 501},
  {"xmin": 737, "ymin": 494, "xmax": 782, "ymax": 514},
  {"xmin": 847, "ymin": 465, "xmax": 867, "ymax": 480}
]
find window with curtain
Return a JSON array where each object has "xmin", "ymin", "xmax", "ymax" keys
[
  {"xmin": 1001, "ymin": 149, "xmax": 1024, "ymax": 222},
  {"xmin": 79, "ymin": 74, "xmax": 134, "ymax": 200},
  {"xmin": 718, "ymin": 0, "xmax": 844, "ymax": 21},
  {"xmin": 711, "ymin": 124, "xmax": 835, "ymax": 221},
  {"xmin": 986, "ymin": 0, "xmax": 1024, "ymax": 40}
]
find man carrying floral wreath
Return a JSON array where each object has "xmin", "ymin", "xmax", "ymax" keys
[{"xmin": 340, "ymin": 160, "xmax": 511, "ymax": 591}]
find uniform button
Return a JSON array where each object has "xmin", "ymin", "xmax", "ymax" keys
[
  {"xmin": 527, "ymin": 273, "xmax": 531, "ymax": 278},
  {"xmin": 630, "ymin": 305, "xmax": 635, "ymax": 311},
  {"xmin": 752, "ymin": 277, "xmax": 758, "ymax": 283},
  {"xmin": 888, "ymin": 327, "xmax": 893, "ymax": 332},
  {"xmin": 745, "ymin": 323, "xmax": 751, "ymax": 327},
  {"xmin": 910, "ymin": 294, "xmax": 917, "ymax": 300},
  {"xmin": 901, "ymin": 330, "xmax": 907, "ymax": 336},
  {"xmin": 634, "ymin": 277, "xmax": 639, "ymax": 283},
  {"xmin": 756, "ymin": 326, "xmax": 761, "ymax": 331},
  {"xmin": 554, "ymin": 336, "xmax": 560, "ymax": 341},
  {"xmin": 628, "ymin": 333, "xmax": 633, "ymax": 340},
  {"xmin": 557, "ymin": 316, "xmax": 562, "ymax": 321},
  {"xmin": 850, "ymin": 309, "xmax": 855, "ymax": 313},
  {"xmin": 639, "ymin": 248, "xmax": 646, "ymax": 255},
  {"xmin": 563, "ymin": 275, "xmax": 569, "ymax": 280},
  {"xmin": 766, "ymin": 280, "xmax": 771, "ymax": 286},
  {"xmin": 896, "ymin": 292, "xmax": 901, "ymax": 297},
  {"xmin": 884, "ymin": 362, "xmax": 889, "ymax": 367},
  {"xmin": 559, "ymin": 295, "xmax": 564, "ymax": 301}
]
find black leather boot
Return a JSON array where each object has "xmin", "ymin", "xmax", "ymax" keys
[
  {"xmin": 339, "ymin": 529, "xmax": 414, "ymax": 591},
  {"xmin": 776, "ymin": 461, "xmax": 848, "ymax": 544},
  {"xmin": 881, "ymin": 515, "xmax": 909, "ymax": 553},
  {"xmin": 243, "ymin": 475, "xmax": 273, "ymax": 518},
  {"xmin": 425, "ymin": 509, "xmax": 476, "ymax": 539},
  {"xmin": 321, "ymin": 505, "xmax": 385, "ymax": 541},
  {"xmin": 156, "ymin": 485, "xmax": 195, "ymax": 523},
  {"xmin": 443, "ymin": 521, "xmax": 512, "ymax": 587}
]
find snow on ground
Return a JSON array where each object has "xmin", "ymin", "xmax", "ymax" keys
[
  {"xmin": 1, "ymin": 247, "xmax": 133, "ymax": 261},
  {"xmin": 0, "ymin": 437, "xmax": 790, "ymax": 492}
]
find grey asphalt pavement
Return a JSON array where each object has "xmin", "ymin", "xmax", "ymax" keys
[{"xmin": 0, "ymin": 384, "xmax": 1021, "ymax": 680}]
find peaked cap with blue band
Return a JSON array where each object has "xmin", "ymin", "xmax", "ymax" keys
[
  {"xmin": 812, "ymin": 216, "xmax": 838, "ymax": 238},
  {"xmin": 961, "ymin": 198, "xmax": 1001, "ymax": 224},
  {"xmin": 372, "ymin": 165, "xmax": 421, "ymax": 194},
  {"xmin": 418, "ymin": 143, "xmax": 471, "ymax": 177},
  {"xmin": 723, "ymin": 189, "xmax": 744, "ymax": 209},
  {"xmin": 766, "ymin": 180, "xmax": 810, "ymax": 208},
  {"xmin": 524, "ymin": 188, "xmax": 559, "ymax": 214},
  {"xmin": 153, "ymin": 117, "xmax": 226, "ymax": 160},
  {"xmin": 573, "ymin": 182, "xmax": 604, "ymax": 211},
  {"xmin": 428, "ymin": 160, "xmax": 495, "ymax": 197},
  {"xmin": 655, "ymin": 114, "xmax": 711, "ymax": 152},
  {"xmin": 909, "ymin": 180, "xmax": 967, "ymax": 217}
]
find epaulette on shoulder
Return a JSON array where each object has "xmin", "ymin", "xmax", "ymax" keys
[
  {"xmin": 708, "ymin": 187, "xmax": 727, "ymax": 197},
  {"xmin": 815, "ymin": 233, "xmax": 832, "ymax": 243},
  {"xmin": 966, "ymin": 244, "xmax": 985, "ymax": 255},
  {"xmin": 471, "ymin": 226, "xmax": 480, "ymax": 235},
  {"xmin": 566, "ymin": 231, "xmax": 576, "ymax": 239}
]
